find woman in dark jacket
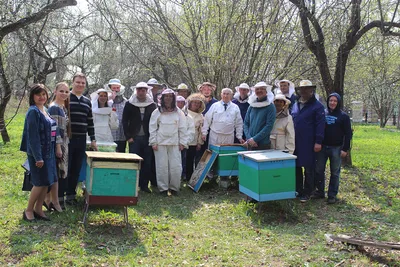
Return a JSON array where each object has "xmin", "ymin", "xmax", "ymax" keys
[{"xmin": 20, "ymin": 84, "xmax": 57, "ymax": 221}]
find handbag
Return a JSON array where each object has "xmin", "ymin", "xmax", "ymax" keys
[{"xmin": 22, "ymin": 171, "xmax": 33, "ymax": 191}]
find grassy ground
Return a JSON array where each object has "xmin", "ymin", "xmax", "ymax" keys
[{"xmin": 0, "ymin": 110, "xmax": 399, "ymax": 266}]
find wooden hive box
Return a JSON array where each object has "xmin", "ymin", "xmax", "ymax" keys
[
  {"xmin": 209, "ymin": 144, "xmax": 246, "ymax": 176},
  {"xmin": 85, "ymin": 151, "xmax": 142, "ymax": 198},
  {"xmin": 238, "ymin": 150, "xmax": 297, "ymax": 202}
]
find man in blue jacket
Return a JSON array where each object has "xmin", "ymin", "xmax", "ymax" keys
[
  {"xmin": 314, "ymin": 93, "xmax": 352, "ymax": 204},
  {"xmin": 291, "ymin": 80, "xmax": 325, "ymax": 202}
]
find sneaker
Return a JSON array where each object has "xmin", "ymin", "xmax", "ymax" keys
[
  {"xmin": 327, "ymin": 197, "xmax": 337, "ymax": 204},
  {"xmin": 310, "ymin": 192, "xmax": 325, "ymax": 199},
  {"xmin": 140, "ymin": 187, "xmax": 152, "ymax": 193},
  {"xmin": 170, "ymin": 190, "xmax": 179, "ymax": 196},
  {"xmin": 159, "ymin": 190, "xmax": 169, "ymax": 197},
  {"xmin": 300, "ymin": 195, "xmax": 310, "ymax": 203}
]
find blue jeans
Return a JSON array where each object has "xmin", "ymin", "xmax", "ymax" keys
[
  {"xmin": 128, "ymin": 136, "xmax": 153, "ymax": 190},
  {"xmin": 315, "ymin": 146, "xmax": 342, "ymax": 198}
]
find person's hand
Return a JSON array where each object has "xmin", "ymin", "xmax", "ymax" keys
[
  {"xmin": 36, "ymin": 160, "xmax": 44, "ymax": 168},
  {"xmin": 202, "ymin": 135, "xmax": 207, "ymax": 141},
  {"xmin": 247, "ymin": 138, "xmax": 257, "ymax": 147},
  {"xmin": 340, "ymin": 150, "xmax": 348, "ymax": 158},
  {"xmin": 152, "ymin": 145, "xmax": 158, "ymax": 151},
  {"xmin": 314, "ymin": 143, "xmax": 322, "ymax": 152},
  {"xmin": 196, "ymin": 144, "xmax": 201, "ymax": 151},
  {"xmin": 179, "ymin": 144, "xmax": 184, "ymax": 151},
  {"xmin": 90, "ymin": 141, "xmax": 98, "ymax": 151},
  {"xmin": 56, "ymin": 146, "xmax": 62, "ymax": 158},
  {"xmin": 128, "ymin": 138, "xmax": 134, "ymax": 143},
  {"xmin": 239, "ymin": 139, "xmax": 245, "ymax": 144}
]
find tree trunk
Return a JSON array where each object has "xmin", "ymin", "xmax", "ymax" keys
[
  {"xmin": 0, "ymin": 49, "xmax": 11, "ymax": 143},
  {"xmin": 397, "ymin": 103, "xmax": 400, "ymax": 129}
]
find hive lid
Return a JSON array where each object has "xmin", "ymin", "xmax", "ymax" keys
[{"xmin": 238, "ymin": 150, "xmax": 297, "ymax": 162}]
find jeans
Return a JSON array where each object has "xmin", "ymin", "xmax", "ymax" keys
[
  {"xmin": 315, "ymin": 145, "xmax": 342, "ymax": 198},
  {"xmin": 128, "ymin": 136, "xmax": 153, "ymax": 190},
  {"xmin": 296, "ymin": 166, "xmax": 314, "ymax": 197},
  {"xmin": 64, "ymin": 137, "xmax": 86, "ymax": 200}
]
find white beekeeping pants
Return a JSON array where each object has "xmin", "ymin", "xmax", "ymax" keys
[
  {"xmin": 209, "ymin": 130, "xmax": 234, "ymax": 146},
  {"xmin": 154, "ymin": 145, "xmax": 182, "ymax": 192}
]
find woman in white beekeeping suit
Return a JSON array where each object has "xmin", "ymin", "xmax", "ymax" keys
[
  {"xmin": 90, "ymin": 89, "xmax": 119, "ymax": 143},
  {"xmin": 149, "ymin": 89, "xmax": 188, "ymax": 196}
]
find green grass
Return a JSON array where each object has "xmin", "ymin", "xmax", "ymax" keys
[{"xmin": 1, "ymin": 111, "xmax": 399, "ymax": 266}]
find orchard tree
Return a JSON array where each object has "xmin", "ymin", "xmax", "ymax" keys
[{"xmin": 0, "ymin": 0, "xmax": 78, "ymax": 143}]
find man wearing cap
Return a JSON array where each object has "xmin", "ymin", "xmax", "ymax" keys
[
  {"xmin": 314, "ymin": 93, "xmax": 352, "ymax": 204},
  {"xmin": 232, "ymin": 83, "xmax": 251, "ymax": 141},
  {"xmin": 176, "ymin": 83, "xmax": 191, "ymax": 99},
  {"xmin": 291, "ymin": 80, "xmax": 325, "ymax": 202},
  {"xmin": 244, "ymin": 82, "xmax": 276, "ymax": 151},
  {"xmin": 122, "ymin": 82, "xmax": 157, "ymax": 193},
  {"xmin": 147, "ymin": 78, "xmax": 163, "ymax": 103},
  {"xmin": 107, "ymin": 78, "xmax": 127, "ymax": 152},
  {"xmin": 149, "ymin": 89, "xmax": 188, "ymax": 196},
  {"xmin": 270, "ymin": 93, "xmax": 295, "ymax": 154},
  {"xmin": 275, "ymin": 79, "xmax": 296, "ymax": 113}
]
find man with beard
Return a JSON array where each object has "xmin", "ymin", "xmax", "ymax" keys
[{"xmin": 291, "ymin": 80, "xmax": 325, "ymax": 203}]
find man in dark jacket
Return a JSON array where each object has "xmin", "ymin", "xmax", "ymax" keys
[
  {"xmin": 314, "ymin": 93, "xmax": 352, "ymax": 204},
  {"xmin": 292, "ymin": 80, "xmax": 325, "ymax": 202},
  {"xmin": 122, "ymin": 82, "xmax": 157, "ymax": 193}
]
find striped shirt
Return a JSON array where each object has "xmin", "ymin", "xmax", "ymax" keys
[{"xmin": 69, "ymin": 93, "xmax": 95, "ymax": 140}]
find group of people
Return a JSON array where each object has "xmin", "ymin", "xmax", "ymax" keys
[{"xmin": 20, "ymin": 73, "xmax": 352, "ymax": 222}]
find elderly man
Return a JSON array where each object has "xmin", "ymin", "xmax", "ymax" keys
[
  {"xmin": 107, "ymin": 78, "xmax": 127, "ymax": 152},
  {"xmin": 244, "ymin": 82, "xmax": 276, "ymax": 150},
  {"xmin": 275, "ymin": 79, "xmax": 296, "ymax": 113},
  {"xmin": 202, "ymin": 88, "xmax": 244, "ymax": 145},
  {"xmin": 176, "ymin": 83, "xmax": 191, "ymax": 99},
  {"xmin": 291, "ymin": 80, "xmax": 325, "ymax": 202},
  {"xmin": 122, "ymin": 82, "xmax": 157, "ymax": 193}
]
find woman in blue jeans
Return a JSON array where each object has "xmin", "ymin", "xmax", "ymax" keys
[
  {"xmin": 20, "ymin": 84, "xmax": 58, "ymax": 221},
  {"xmin": 314, "ymin": 93, "xmax": 352, "ymax": 204}
]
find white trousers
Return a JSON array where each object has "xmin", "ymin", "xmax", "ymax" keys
[
  {"xmin": 154, "ymin": 145, "xmax": 182, "ymax": 192},
  {"xmin": 209, "ymin": 130, "xmax": 234, "ymax": 146}
]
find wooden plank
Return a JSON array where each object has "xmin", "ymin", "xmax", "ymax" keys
[
  {"xmin": 325, "ymin": 234, "xmax": 400, "ymax": 250},
  {"xmin": 86, "ymin": 151, "xmax": 143, "ymax": 161},
  {"xmin": 188, "ymin": 149, "xmax": 218, "ymax": 192},
  {"xmin": 92, "ymin": 161, "xmax": 139, "ymax": 169},
  {"xmin": 86, "ymin": 195, "xmax": 138, "ymax": 205}
]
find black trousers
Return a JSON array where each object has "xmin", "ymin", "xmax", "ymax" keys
[
  {"xmin": 61, "ymin": 137, "xmax": 86, "ymax": 200},
  {"xmin": 296, "ymin": 167, "xmax": 315, "ymax": 197},
  {"xmin": 186, "ymin": 146, "xmax": 198, "ymax": 181}
]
